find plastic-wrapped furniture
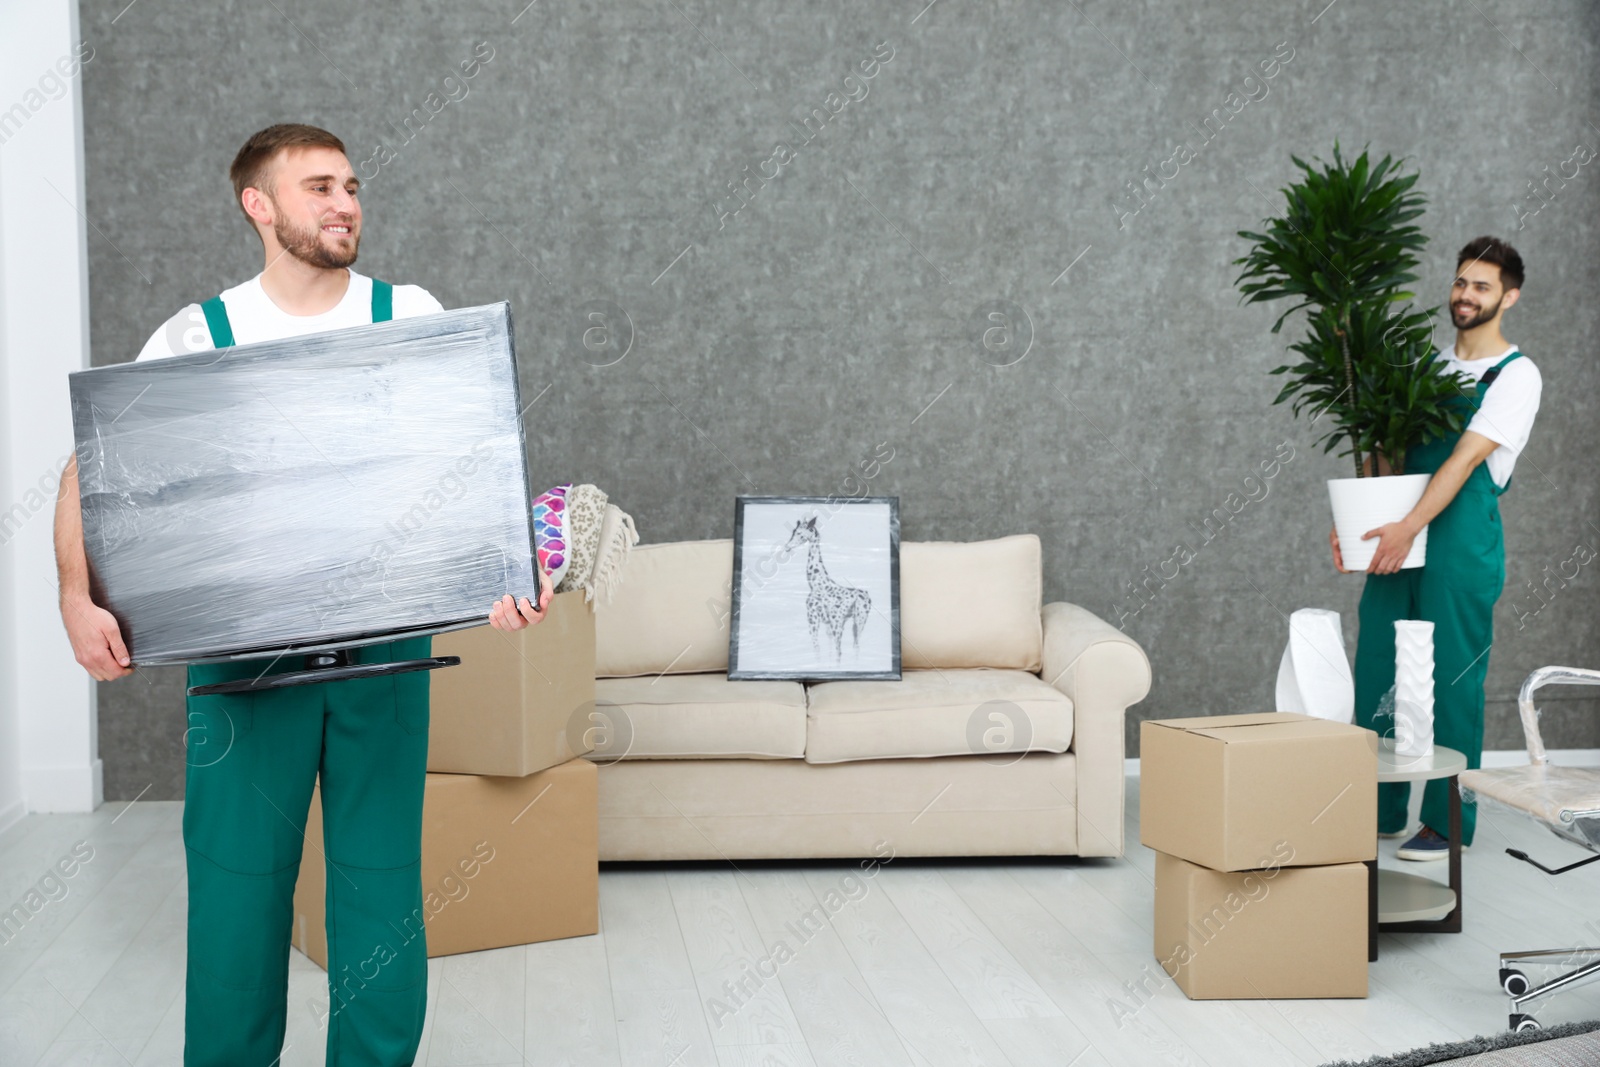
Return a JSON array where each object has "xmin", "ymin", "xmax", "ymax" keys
[
  {"xmin": 68, "ymin": 303, "xmax": 537, "ymax": 690},
  {"xmin": 1458, "ymin": 666, "xmax": 1600, "ymax": 1031}
]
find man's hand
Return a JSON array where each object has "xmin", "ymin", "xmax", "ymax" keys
[
  {"xmin": 1362, "ymin": 520, "xmax": 1419, "ymax": 575},
  {"xmin": 54, "ymin": 455, "xmax": 132, "ymax": 680},
  {"xmin": 1352, "ymin": 432, "xmax": 1497, "ymax": 577},
  {"xmin": 61, "ymin": 594, "xmax": 133, "ymax": 681},
  {"xmin": 489, "ymin": 569, "xmax": 554, "ymax": 632},
  {"xmin": 1330, "ymin": 525, "xmax": 1350, "ymax": 574}
]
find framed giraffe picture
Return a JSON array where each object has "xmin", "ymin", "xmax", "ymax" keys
[{"xmin": 728, "ymin": 495, "xmax": 901, "ymax": 681}]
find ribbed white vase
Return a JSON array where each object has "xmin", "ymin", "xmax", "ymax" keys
[
  {"xmin": 1393, "ymin": 620, "xmax": 1435, "ymax": 758},
  {"xmin": 1328, "ymin": 474, "xmax": 1431, "ymax": 572}
]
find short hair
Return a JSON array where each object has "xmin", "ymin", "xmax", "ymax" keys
[
  {"xmin": 1456, "ymin": 235, "xmax": 1524, "ymax": 292},
  {"xmin": 229, "ymin": 123, "xmax": 347, "ymax": 226}
]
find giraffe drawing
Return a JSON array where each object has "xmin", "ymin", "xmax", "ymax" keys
[{"xmin": 782, "ymin": 515, "xmax": 872, "ymax": 661}]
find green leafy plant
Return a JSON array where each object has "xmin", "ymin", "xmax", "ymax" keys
[{"xmin": 1234, "ymin": 145, "xmax": 1466, "ymax": 476}]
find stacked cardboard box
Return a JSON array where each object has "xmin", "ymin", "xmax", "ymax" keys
[
  {"xmin": 427, "ymin": 589, "xmax": 597, "ymax": 777},
  {"xmin": 1139, "ymin": 713, "xmax": 1378, "ymax": 999},
  {"xmin": 292, "ymin": 590, "xmax": 600, "ymax": 965}
]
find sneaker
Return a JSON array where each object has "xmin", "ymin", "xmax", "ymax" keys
[
  {"xmin": 1379, "ymin": 826, "xmax": 1410, "ymax": 840},
  {"xmin": 1396, "ymin": 826, "xmax": 1469, "ymax": 861}
]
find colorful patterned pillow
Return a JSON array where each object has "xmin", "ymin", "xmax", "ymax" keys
[{"xmin": 532, "ymin": 483, "xmax": 573, "ymax": 587}]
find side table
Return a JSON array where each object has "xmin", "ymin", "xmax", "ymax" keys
[{"xmin": 1367, "ymin": 741, "xmax": 1467, "ymax": 961}]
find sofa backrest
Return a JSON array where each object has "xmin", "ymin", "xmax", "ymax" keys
[
  {"xmin": 594, "ymin": 534, "xmax": 1043, "ymax": 677},
  {"xmin": 900, "ymin": 534, "xmax": 1042, "ymax": 672},
  {"xmin": 594, "ymin": 539, "xmax": 734, "ymax": 679}
]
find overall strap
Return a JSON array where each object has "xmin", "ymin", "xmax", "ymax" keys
[
  {"xmin": 371, "ymin": 278, "xmax": 393, "ymax": 323},
  {"xmin": 1479, "ymin": 350, "xmax": 1523, "ymax": 389},
  {"xmin": 1481, "ymin": 351, "xmax": 1523, "ymax": 496},
  {"xmin": 200, "ymin": 295, "xmax": 235, "ymax": 348}
]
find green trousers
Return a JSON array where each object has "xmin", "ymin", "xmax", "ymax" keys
[
  {"xmin": 1353, "ymin": 484, "xmax": 1504, "ymax": 847},
  {"xmin": 183, "ymin": 637, "xmax": 431, "ymax": 1067}
]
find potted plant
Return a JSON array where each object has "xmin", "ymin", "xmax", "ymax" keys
[{"xmin": 1234, "ymin": 145, "xmax": 1466, "ymax": 571}]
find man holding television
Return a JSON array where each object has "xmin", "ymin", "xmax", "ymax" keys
[
  {"xmin": 52, "ymin": 123, "xmax": 550, "ymax": 1067},
  {"xmin": 1334, "ymin": 236, "xmax": 1541, "ymax": 863}
]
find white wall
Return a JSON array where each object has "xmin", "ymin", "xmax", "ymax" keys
[
  {"xmin": 0, "ymin": 0, "xmax": 101, "ymax": 821},
  {"xmin": 0, "ymin": 90, "xmax": 15, "ymax": 833}
]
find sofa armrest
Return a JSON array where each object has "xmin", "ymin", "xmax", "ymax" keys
[{"xmin": 1041, "ymin": 601, "xmax": 1152, "ymax": 857}]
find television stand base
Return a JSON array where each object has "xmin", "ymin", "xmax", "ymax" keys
[{"xmin": 186, "ymin": 648, "xmax": 461, "ymax": 696}]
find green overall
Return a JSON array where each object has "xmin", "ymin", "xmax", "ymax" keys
[
  {"xmin": 184, "ymin": 279, "xmax": 432, "ymax": 1067},
  {"xmin": 1353, "ymin": 351, "xmax": 1524, "ymax": 847}
]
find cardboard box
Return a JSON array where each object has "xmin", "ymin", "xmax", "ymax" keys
[
  {"xmin": 428, "ymin": 590, "xmax": 596, "ymax": 777},
  {"xmin": 1153, "ymin": 851, "xmax": 1367, "ymax": 999},
  {"xmin": 1140, "ymin": 713, "xmax": 1377, "ymax": 871},
  {"xmin": 292, "ymin": 757, "xmax": 598, "ymax": 967}
]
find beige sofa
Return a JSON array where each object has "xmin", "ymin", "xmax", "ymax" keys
[{"xmin": 588, "ymin": 534, "xmax": 1151, "ymax": 860}]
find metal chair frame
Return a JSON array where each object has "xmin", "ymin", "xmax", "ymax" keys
[{"xmin": 1472, "ymin": 667, "xmax": 1600, "ymax": 1031}]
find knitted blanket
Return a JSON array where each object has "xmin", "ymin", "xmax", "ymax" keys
[{"xmin": 532, "ymin": 483, "xmax": 637, "ymax": 604}]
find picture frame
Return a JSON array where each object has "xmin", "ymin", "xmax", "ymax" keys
[{"xmin": 728, "ymin": 495, "xmax": 900, "ymax": 681}]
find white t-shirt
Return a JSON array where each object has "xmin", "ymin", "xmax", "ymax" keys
[
  {"xmin": 1438, "ymin": 343, "xmax": 1541, "ymax": 488},
  {"xmin": 135, "ymin": 269, "xmax": 443, "ymax": 360}
]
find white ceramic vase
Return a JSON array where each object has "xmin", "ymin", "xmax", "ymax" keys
[
  {"xmin": 1328, "ymin": 474, "xmax": 1431, "ymax": 572},
  {"xmin": 1393, "ymin": 619, "xmax": 1435, "ymax": 758},
  {"xmin": 1275, "ymin": 608, "xmax": 1354, "ymax": 723}
]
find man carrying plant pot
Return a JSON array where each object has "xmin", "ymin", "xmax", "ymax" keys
[{"xmin": 1334, "ymin": 236, "xmax": 1542, "ymax": 861}]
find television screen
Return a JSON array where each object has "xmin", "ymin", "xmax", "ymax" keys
[{"xmin": 69, "ymin": 301, "xmax": 537, "ymax": 665}]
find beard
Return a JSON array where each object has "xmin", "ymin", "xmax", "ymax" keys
[
  {"xmin": 1451, "ymin": 294, "xmax": 1501, "ymax": 330},
  {"xmin": 271, "ymin": 200, "xmax": 359, "ymax": 269}
]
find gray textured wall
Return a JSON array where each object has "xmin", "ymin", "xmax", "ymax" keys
[{"xmin": 80, "ymin": 0, "xmax": 1600, "ymax": 800}]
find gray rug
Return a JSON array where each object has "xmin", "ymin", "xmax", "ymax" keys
[{"xmin": 1319, "ymin": 1020, "xmax": 1600, "ymax": 1066}]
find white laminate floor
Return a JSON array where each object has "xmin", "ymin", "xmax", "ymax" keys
[{"xmin": 2, "ymin": 776, "xmax": 1596, "ymax": 1066}]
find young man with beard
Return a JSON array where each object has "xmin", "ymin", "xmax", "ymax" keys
[
  {"xmin": 1334, "ymin": 236, "xmax": 1541, "ymax": 861},
  {"xmin": 53, "ymin": 123, "xmax": 551, "ymax": 1065}
]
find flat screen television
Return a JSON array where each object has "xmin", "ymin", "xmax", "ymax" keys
[{"xmin": 68, "ymin": 301, "xmax": 537, "ymax": 671}]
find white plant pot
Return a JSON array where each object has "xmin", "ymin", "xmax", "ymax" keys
[{"xmin": 1328, "ymin": 474, "xmax": 1430, "ymax": 572}]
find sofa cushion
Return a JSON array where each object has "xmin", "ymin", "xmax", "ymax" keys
[
  {"xmin": 900, "ymin": 535, "xmax": 1042, "ymax": 671},
  {"xmin": 595, "ymin": 540, "xmax": 733, "ymax": 677},
  {"xmin": 591, "ymin": 674, "xmax": 806, "ymax": 759},
  {"xmin": 804, "ymin": 668, "xmax": 1072, "ymax": 764}
]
